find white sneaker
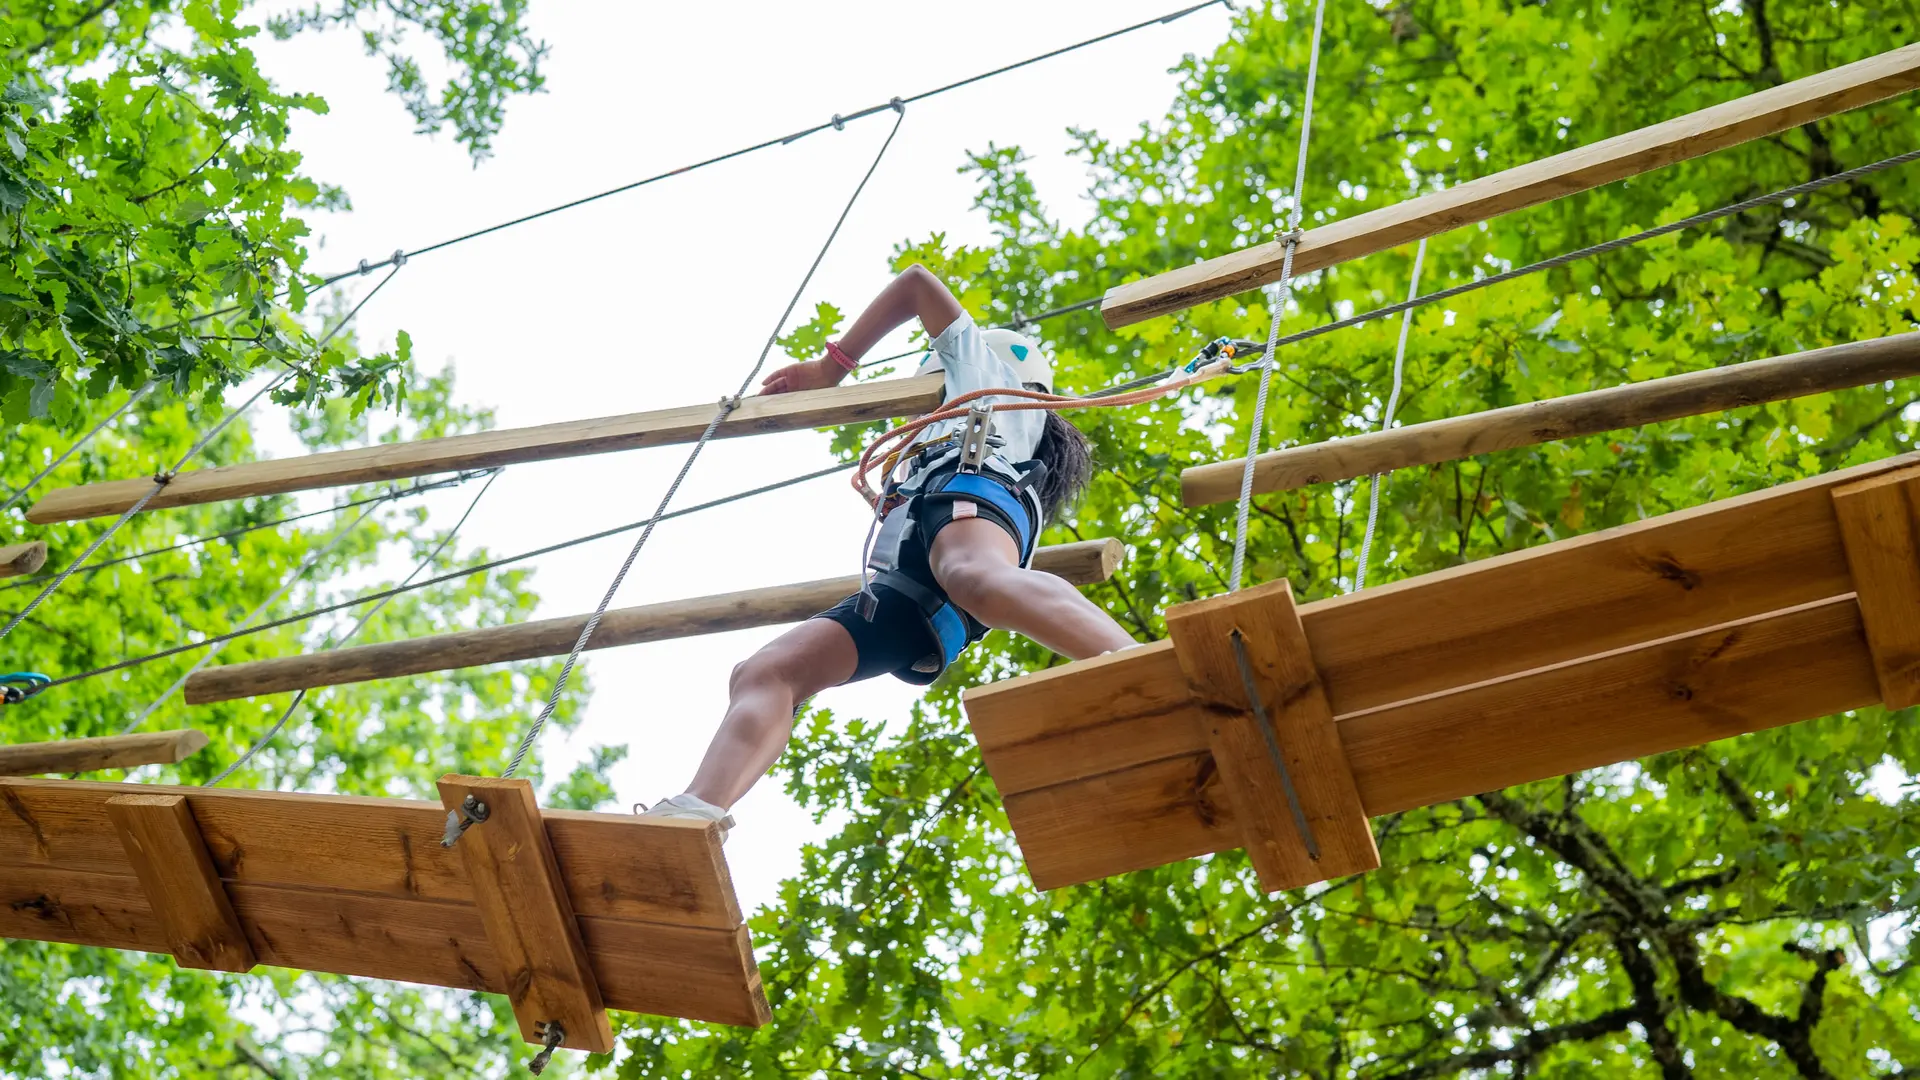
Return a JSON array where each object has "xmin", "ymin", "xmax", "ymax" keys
[{"xmin": 637, "ymin": 794, "xmax": 735, "ymax": 839}]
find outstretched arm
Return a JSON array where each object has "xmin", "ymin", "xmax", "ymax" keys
[{"xmin": 760, "ymin": 264, "xmax": 965, "ymax": 395}]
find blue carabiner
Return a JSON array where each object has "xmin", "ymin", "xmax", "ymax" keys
[
  {"xmin": 1184, "ymin": 336, "xmax": 1237, "ymax": 373},
  {"xmin": 0, "ymin": 671, "xmax": 50, "ymax": 705}
]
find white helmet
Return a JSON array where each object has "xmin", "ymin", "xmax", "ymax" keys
[{"xmin": 917, "ymin": 325, "xmax": 1056, "ymax": 393}]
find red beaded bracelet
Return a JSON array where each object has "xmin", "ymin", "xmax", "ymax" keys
[{"xmin": 824, "ymin": 340, "xmax": 857, "ymax": 372}]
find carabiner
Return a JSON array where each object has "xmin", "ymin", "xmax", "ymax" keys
[{"xmin": 0, "ymin": 671, "xmax": 51, "ymax": 705}]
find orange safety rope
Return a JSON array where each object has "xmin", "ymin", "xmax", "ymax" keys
[{"xmin": 852, "ymin": 357, "xmax": 1235, "ymax": 507}]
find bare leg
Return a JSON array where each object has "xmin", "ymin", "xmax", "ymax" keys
[
  {"xmin": 685, "ymin": 618, "xmax": 858, "ymax": 809},
  {"xmin": 929, "ymin": 518, "xmax": 1135, "ymax": 658}
]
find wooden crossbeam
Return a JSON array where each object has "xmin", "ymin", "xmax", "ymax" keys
[
  {"xmin": 25, "ymin": 374, "xmax": 946, "ymax": 524},
  {"xmin": 0, "ymin": 541, "xmax": 46, "ymax": 578},
  {"xmin": 0, "ymin": 729, "xmax": 210, "ymax": 777},
  {"xmin": 105, "ymin": 794, "xmax": 255, "ymax": 972},
  {"xmin": 1181, "ymin": 332, "xmax": 1920, "ymax": 506},
  {"xmin": 0, "ymin": 778, "xmax": 770, "ymax": 1029},
  {"xmin": 966, "ymin": 450, "xmax": 1918, "ymax": 890},
  {"xmin": 1100, "ymin": 43, "xmax": 1920, "ymax": 328},
  {"xmin": 1832, "ymin": 465, "xmax": 1920, "ymax": 708},
  {"xmin": 183, "ymin": 538, "xmax": 1126, "ymax": 704},
  {"xmin": 439, "ymin": 775, "xmax": 612, "ymax": 1054},
  {"xmin": 1165, "ymin": 582, "xmax": 1376, "ymax": 891}
]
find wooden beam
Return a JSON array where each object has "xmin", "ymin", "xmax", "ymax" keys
[
  {"xmin": 1181, "ymin": 332, "xmax": 1920, "ymax": 505},
  {"xmin": 998, "ymin": 596, "xmax": 1877, "ymax": 889},
  {"xmin": 1832, "ymin": 465, "xmax": 1920, "ymax": 707},
  {"xmin": 0, "ymin": 777, "xmax": 769, "ymax": 1028},
  {"xmin": 104, "ymin": 794, "xmax": 254, "ymax": 972},
  {"xmin": 1165, "ymin": 582, "xmax": 1376, "ymax": 891},
  {"xmin": 0, "ymin": 729, "xmax": 209, "ymax": 777},
  {"xmin": 0, "ymin": 541, "xmax": 46, "ymax": 578},
  {"xmin": 25, "ymin": 374, "xmax": 946, "ymax": 524},
  {"xmin": 438, "ymin": 775, "xmax": 611, "ymax": 1053},
  {"xmin": 183, "ymin": 537, "xmax": 1126, "ymax": 704},
  {"xmin": 1101, "ymin": 43, "xmax": 1920, "ymax": 328}
]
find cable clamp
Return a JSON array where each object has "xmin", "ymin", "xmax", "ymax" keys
[
  {"xmin": 888, "ymin": 97, "xmax": 905, "ymax": 114},
  {"xmin": 152, "ymin": 470, "xmax": 176, "ymax": 486},
  {"xmin": 1280, "ymin": 227, "xmax": 1305, "ymax": 249},
  {"xmin": 440, "ymin": 793, "xmax": 489, "ymax": 848},
  {"xmin": 830, "ymin": 114, "xmax": 845, "ymax": 131},
  {"xmin": 527, "ymin": 1022, "xmax": 566, "ymax": 1075},
  {"xmin": 718, "ymin": 392, "xmax": 743, "ymax": 415},
  {"xmin": 357, "ymin": 258, "xmax": 372, "ymax": 276},
  {"xmin": 390, "ymin": 249, "xmax": 407, "ymax": 269}
]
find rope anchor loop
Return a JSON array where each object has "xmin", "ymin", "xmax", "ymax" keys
[
  {"xmin": 527, "ymin": 1022, "xmax": 566, "ymax": 1075},
  {"xmin": 440, "ymin": 793, "xmax": 489, "ymax": 848}
]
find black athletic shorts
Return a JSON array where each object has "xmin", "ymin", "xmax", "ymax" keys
[{"xmin": 812, "ymin": 495, "xmax": 992, "ymax": 684}]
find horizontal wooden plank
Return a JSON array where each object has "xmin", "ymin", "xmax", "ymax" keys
[
  {"xmin": 0, "ymin": 869, "xmax": 766, "ymax": 1026},
  {"xmin": 0, "ymin": 729, "xmax": 210, "ymax": 777},
  {"xmin": 184, "ymin": 538, "xmax": 1126, "ymax": 705},
  {"xmin": 969, "ymin": 452, "xmax": 1920, "ymax": 802},
  {"xmin": 1181, "ymin": 332, "xmax": 1920, "ymax": 504},
  {"xmin": 0, "ymin": 541, "xmax": 46, "ymax": 578},
  {"xmin": 26, "ymin": 374, "xmax": 946, "ymax": 523},
  {"xmin": 1003, "ymin": 596, "xmax": 1878, "ymax": 888},
  {"xmin": 0, "ymin": 780, "xmax": 740, "ymax": 929},
  {"xmin": 1101, "ymin": 43, "xmax": 1920, "ymax": 327}
]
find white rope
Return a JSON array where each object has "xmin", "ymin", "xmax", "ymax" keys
[
  {"xmin": 499, "ymin": 104, "xmax": 908, "ymax": 781},
  {"xmin": 1228, "ymin": 0, "xmax": 1327, "ymax": 592},
  {"xmin": 1355, "ymin": 238, "xmax": 1427, "ymax": 591}
]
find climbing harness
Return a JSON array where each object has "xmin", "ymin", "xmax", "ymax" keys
[
  {"xmin": 0, "ymin": 671, "xmax": 49, "ymax": 705},
  {"xmin": 857, "ymin": 404, "xmax": 1048, "ymax": 683}
]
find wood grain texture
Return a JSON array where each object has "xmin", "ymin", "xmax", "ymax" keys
[
  {"xmin": 1181, "ymin": 333, "xmax": 1920, "ymax": 504},
  {"xmin": 0, "ymin": 729, "xmax": 209, "ymax": 777},
  {"xmin": 1002, "ymin": 597, "xmax": 1878, "ymax": 888},
  {"xmin": 1832, "ymin": 466, "xmax": 1920, "ymax": 707},
  {"xmin": 1165, "ymin": 582, "xmax": 1377, "ymax": 891},
  {"xmin": 968, "ymin": 452, "xmax": 1920, "ymax": 804},
  {"xmin": 0, "ymin": 541, "xmax": 46, "ymax": 578},
  {"xmin": 26, "ymin": 374, "xmax": 946, "ymax": 523},
  {"xmin": 0, "ymin": 778, "xmax": 769, "ymax": 1029},
  {"xmin": 1101, "ymin": 43, "xmax": 1920, "ymax": 327},
  {"xmin": 184, "ymin": 538, "xmax": 1126, "ymax": 704},
  {"xmin": 105, "ymin": 794, "xmax": 254, "ymax": 972},
  {"xmin": 438, "ymin": 775, "xmax": 610, "ymax": 1052}
]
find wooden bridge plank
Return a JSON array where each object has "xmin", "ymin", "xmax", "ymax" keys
[
  {"xmin": 0, "ymin": 729, "xmax": 209, "ymax": 777},
  {"xmin": 25, "ymin": 374, "xmax": 945, "ymax": 524},
  {"xmin": 0, "ymin": 780, "xmax": 740, "ymax": 928},
  {"xmin": 438, "ymin": 775, "xmax": 611, "ymax": 1053},
  {"xmin": 106, "ymin": 794, "xmax": 255, "ymax": 972},
  {"xmin": 1165, "ymin": 581, "xmax": 1376, "ymax": 891},
  {"xmin": 0, "ymin": 541, "xmax": 46, "ymax": 578},
  {"xmin": 1101, "ymin": 43, "xmax": 1920, "ymax": 327},
  {"xmin": 1832, "ymin": 465, "xmax": 1920, "ymax": 708},
  {"xmin": 183, "ymin": 538, "xmax": 1126, "ymax": 705},
  {"xmin": 1000, "ymin": 596, "xmax": 1877, "ymax": 889},
  {"xmin": 1180, "ymin": 333, "xmax": 1920, "ymax": 505}
]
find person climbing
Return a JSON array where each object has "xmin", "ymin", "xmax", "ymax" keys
[{"xmin": 641, "ymin": 264, "xmax": 1137, "ymax": 831}]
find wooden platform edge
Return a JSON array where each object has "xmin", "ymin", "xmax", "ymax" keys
[
  {"xmin": 1832, "ymin": 464, "xmax": 1920, "ymax": 707},
  {"xmin": 1100, "ymin": 42, "xmax": 1920, "ymax": 327}
]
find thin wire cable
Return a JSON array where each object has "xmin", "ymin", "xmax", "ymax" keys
[
  {"xmin": 1229, "ymin": 0, "xmax": 1325, "ymax": 593},
  {"xmin": 208, "ymin": 469, "xmax": 502, "ymax": 785},
  {"xmin": 177, "ymin": 0, "xmax": 1225, "ymax": 328},
  {"xmin": 1267, "ymin": 146, "xmax": 1920, "ymax": 354},
  {"xmin": 120, "ymin": 501, "xmax": 383, "ymax": 735},
  {"xmin": 29, "ymin": 461, "xmax": 854, "ymax": 694},
  {"xmin": 0, "ymin": 267, "xmax": 402, "ymax": 645},
  {"xmin": 0, "ymin": 470, "xmax": 495, "ymax": 594},
  {"xmin": 1354, "ymin": 238, "xmax": 1426, "ymax": 592},
  {"xmin": 2, "ymin": 380, "xmax": 156, "ymax": 516},
  {"xmin": 501, "ymin": 105, "xmax": 909, "ymax": 781}
]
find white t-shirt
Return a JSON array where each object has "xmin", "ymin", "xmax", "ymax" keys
[{"xmin": 909, "ymin": 312, "xmax": 1044, "ymax": 463}]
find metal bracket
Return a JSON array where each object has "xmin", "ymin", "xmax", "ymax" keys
[
  {"xmin": 1228, "ymin": 629, "xmax": 1321, "ymax": 861},
  {"xmin": 440, "ymin": 793, "xmax": 490, "ymax": 848},
  {"xmin": 527, "ymin": 1021, "xmax": 566, "ymax": 1075},
  {"xmin": 958, "ymin": 404, "xmax": 995, "ymax": 472}
]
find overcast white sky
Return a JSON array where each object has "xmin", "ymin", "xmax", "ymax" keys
[{"xmin": 236, "ymin": 0, "xmax": 1234, "ymax": 912}]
